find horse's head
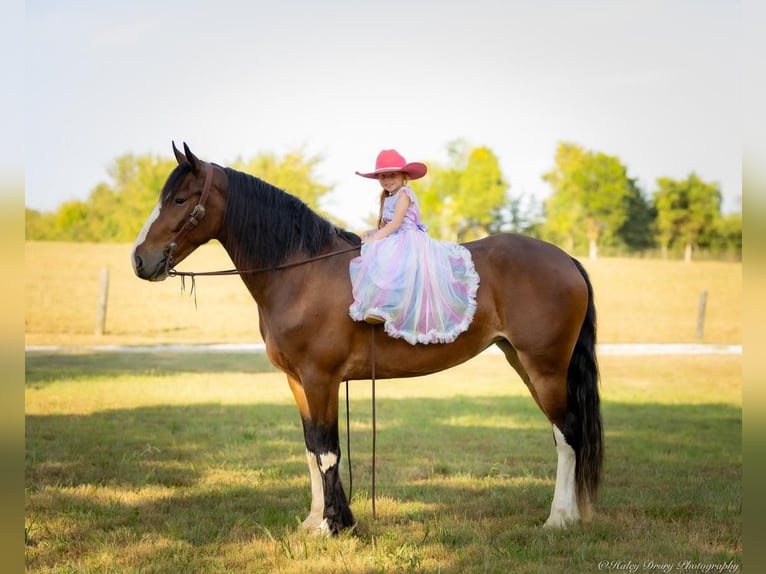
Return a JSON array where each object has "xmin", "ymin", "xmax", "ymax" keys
[{"xmin": 132, "ymin": 142, "xmax": 227, "ymax": 281}]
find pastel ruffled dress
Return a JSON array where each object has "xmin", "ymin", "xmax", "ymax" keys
[{"xmin": 348, "ymin": 186, "xmax": 479, "ymax": 345}]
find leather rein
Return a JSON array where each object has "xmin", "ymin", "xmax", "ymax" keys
[{"xmin": 165, "ymin": 162, "xmax": 361, "ymax": 280}]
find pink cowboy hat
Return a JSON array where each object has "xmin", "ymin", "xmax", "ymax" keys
[{"xmin": 356, "ymin": 149, "xmax": 428, "ymax": 180}]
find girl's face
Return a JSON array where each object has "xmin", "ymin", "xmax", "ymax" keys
[{"xmin": 378, "ymin": 171, "xmax": 406, "ymax": 193}]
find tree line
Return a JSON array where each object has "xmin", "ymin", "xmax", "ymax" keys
[{"xmin": 25, "ymin": 140, "xmax": 741, "ymax": 261}]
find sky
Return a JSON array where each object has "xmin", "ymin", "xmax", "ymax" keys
[{"xmin": 24, "ymin": 0, "xmax": 742, "ymax": 229}]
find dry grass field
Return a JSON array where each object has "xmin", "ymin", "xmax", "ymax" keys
[{"xmin": 25, "ymin": 241, "xmax": 742, "ymax": 347}]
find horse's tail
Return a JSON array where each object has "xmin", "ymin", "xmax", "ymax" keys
[{"xmin": 564, "ymin": 257, "xmax": 603, "ymax": 518}]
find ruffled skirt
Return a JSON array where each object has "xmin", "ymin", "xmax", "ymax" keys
[{"xmin": 349, "ymin": 230, "xmax": 479, "ymax": 345}]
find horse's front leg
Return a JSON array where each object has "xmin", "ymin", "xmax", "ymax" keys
[{"xmin": 287, "ymin": 375, "xmax": 355, "ymax": 535}]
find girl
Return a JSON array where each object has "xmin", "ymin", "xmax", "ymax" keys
[{"xmin": 349, "ymin": 149, "xmax": 479, "ymax": 345}]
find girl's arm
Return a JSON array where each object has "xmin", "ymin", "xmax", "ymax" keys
[{"xmin": 371, "ymin": 192, "xmax": 411, "ymax": 241}]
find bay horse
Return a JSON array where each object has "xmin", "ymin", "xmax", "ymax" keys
[{"xmin": 132, "ymin": 142, "xmax": 603, "ymax": 534}]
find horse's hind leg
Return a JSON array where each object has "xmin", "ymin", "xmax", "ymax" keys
[
  {"xmin": 525, "ymin": 369, "xmax": 582, "ymax": 527},
  {"xmin": 546, "ymin": 423, "xmax": 581, "ymax": 527},
  {"xmin": 497, "ymin": 341, "xmax": 581, "ymax": 527}
]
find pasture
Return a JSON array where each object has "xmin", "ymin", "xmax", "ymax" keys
[
  {"xmin": 25, "ymin": 241, "xmax": 741, "ymax": 346},
  {"xmin": 25, "ymin": 242, "xmax": 742, "ymax": 572}
]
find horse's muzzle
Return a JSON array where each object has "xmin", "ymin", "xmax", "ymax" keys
[{"xmin": 132, "ymin": 252, "xmax": 169, "ymax": 282}]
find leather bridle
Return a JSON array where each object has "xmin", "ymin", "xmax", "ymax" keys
[{"xmin": 165, "ymin": 162, "xmax": 215, "ymax": 274}]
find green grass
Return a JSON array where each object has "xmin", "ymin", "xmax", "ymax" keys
[{"xmin": 25, "ymin": 353, "xmax": 741, "ymax": 573}]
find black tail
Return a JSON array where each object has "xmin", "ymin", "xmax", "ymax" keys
[{"xmin": 563, "ymin": 258, "xmax": 603, "ymax": 511}]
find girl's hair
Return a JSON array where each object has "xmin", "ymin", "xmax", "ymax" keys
[{"xmin": 376, "ymin": 175, "xmax": 408, "ymax": 229}]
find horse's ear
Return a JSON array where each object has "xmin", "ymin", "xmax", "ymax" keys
[
  {"xmin": 173, "ymin": 142, "xmax": 187, "ymax": 165},
  {"xmin": 172, "ymin": 141, "xmax": 186, "ymax": 165},
  {"xmin": 183, "ymin": 142, "xmax": 200, "ymax": 174}
]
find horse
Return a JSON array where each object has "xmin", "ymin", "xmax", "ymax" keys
[{"xmin": 132, "ymin": 142, "xmax": 603, "ymax": 535}]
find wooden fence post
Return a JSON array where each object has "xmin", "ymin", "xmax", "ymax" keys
[
  {"xmin": 95, "ymin": 267, "xmax": 109, "ymax": 336},
  {"xmin": 696, "ymin": 288, "xmax": 707, "ymax": 340}
]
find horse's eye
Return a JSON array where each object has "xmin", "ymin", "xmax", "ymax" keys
[{"xmin": 174, "ymin": 197, "xmax": 187, "ymax": 206}]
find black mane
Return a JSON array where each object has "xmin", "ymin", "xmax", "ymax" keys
[{"xmin": 222, "ymin": 167, "xmax": 360, "ymax": 269}]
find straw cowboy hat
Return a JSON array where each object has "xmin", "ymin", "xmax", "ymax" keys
[{"xmin": 356, "ymin": 149, "xmax": 428, "ymax": 180}]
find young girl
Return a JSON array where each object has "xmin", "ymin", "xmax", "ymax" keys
[{"xmin": 348, "ymin": 149, "xmax": 479, "ymax": 345}]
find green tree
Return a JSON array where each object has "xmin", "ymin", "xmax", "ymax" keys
[
  {"xmin": 25, "ymin": 149, "xmax": 334, "ymax": 242},
  {"xmin": 487, "ymin": 193, "xmax": 542, "ymax": 236},
  {"xmin": 25, "ymin": 208, "xmax": 58, "ymax": 240},
  {"xmin": 613, "ymin": 179, "xmax": 656, "ymax": 253},
  {"xmin": 419, "ymin": 141, "xmax": 510, "ymax": 241},
  {"xmin": 653, "ymin": 173, "xmax": 722, "ymax": 262},
  {"xmin": 54, "ymin": 200, "xmax": 93, "ymax": 241},
  {"xmin": 715, "ymin": 212, "xmax": 742, "ymax": 253},
  {"xmin": 540, "ymin": 142, "xmax": 586, "ymax": 252},
  {"xmin": 103, "ymin": 154, "xmax": 178, "ymax": 241},
  {"xmin": 542, "ymin": 142, "xmax": 633, "ymax": 259}
]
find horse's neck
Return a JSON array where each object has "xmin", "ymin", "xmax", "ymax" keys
[{"xmin": 218, "ymin": 234, "xmax": 297, "ymax": 303}]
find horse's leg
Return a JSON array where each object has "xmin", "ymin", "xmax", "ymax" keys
[
  {"xmin": 496, "ymin": 341, "xmax": 581, "ymax": 527},
  {"xmin": 287, "ymin": 376, "xmax": 325, "ymax": 530},
  {"xmin": 546, "ymin": 422, "xmax": 581, "ymax": 527},
  {"xmin": 287, "ymin": 375, "xmax": 354, "ymax": 535}
]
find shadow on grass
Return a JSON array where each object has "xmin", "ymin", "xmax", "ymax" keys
[
  {"xmin": 25, "ymin": 351, "xmax": 279, "ymax": 387},
  {"xmin": 26, "ymin": 392, "xmax": 741, "ymax": 571}
]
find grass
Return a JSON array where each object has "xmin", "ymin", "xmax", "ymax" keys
[
  {"xmin": 25, "ymin": 242, "xmax": 742, "ymax": 346},
  {"xmin": 25, "ymin": 353, "xmax": 741, "ymax": 573}
]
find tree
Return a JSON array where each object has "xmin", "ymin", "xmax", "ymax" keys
[
  {"xmin": 542, "ymin": 142, "xmax": 633, "ymax": 259},
  {"xmin": 104, "ymin": 154, "xmax": 178, "ymax": 241},
  {"xmin": 25, "ymin": 208, "xmax": 57, "ymax": 240},
  {"xmin": 712, "ymin": 212, "xmax": 742, "ymax": 255},
  {"xmin": 25, "ymin": 149, "xmax": 334, "ymax": 242},
  {"xmin": 231, "ymin": 148, "xmax": 332, "ymax": 215},
  {"xmin": 54, "ymin": 200, "xmax": 92, "ymax": 241},
  {"xmin": 653, "ymin": 173, "xmax": 722, "ymax": 262},
  {"xmin": 613, "ymin": 179, "xmax": 656, "ymax": 253},
  {"xmin": 419, "ymin": 141, "xmax": 510, "ymax": 241},
  {"xmin": 540, "ymin": 143, "xmax": 586, "ymax": 252}
]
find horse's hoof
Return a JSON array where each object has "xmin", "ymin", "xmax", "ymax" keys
[
  {"xmin": 543, "ymin": 514, "xmax": 578, "ymax": 528},
  {"xmin": 302, "ymin": 518, "xmax": 332, "ymax": 537}
]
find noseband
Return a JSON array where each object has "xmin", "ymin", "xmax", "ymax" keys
[{"xmin": 165, "ymin": 162, "xmax": 215, "ymax": 273}]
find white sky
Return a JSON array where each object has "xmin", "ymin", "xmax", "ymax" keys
[{"xmin": 24, "ymin": 0, "xmax": 741, "ymax": 229}]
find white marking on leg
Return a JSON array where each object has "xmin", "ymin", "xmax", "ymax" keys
[
  {"xmin": 131, "ymin": 202, "xmax": 161, "ymax": 269},
  {"xmin": 301, "ymin": 450, "xmax": 326, "ymax": 531},
  {"xmin": 544, "ymin": 425, "xmax": 580, "ymax": 528},
  {"xmin": 319, "ymin": 452, "xmax": 338, "ymax": 473}
]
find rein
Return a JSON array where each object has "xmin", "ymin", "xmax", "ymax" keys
[
  {"xmin": 167, "ymin": 244, "xmax": 361, "ymax": 279},
  {"xmin": 344, "ymin": 326, "xmax": 377, "ymax": 522},
  {"xmin": 167, "ymin": 245, "xmax": 361, "ymax": 305}
]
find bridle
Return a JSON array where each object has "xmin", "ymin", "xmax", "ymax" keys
[{"xmin": 164, "ymin": 162, "xmax": 215, "ymax": 275}]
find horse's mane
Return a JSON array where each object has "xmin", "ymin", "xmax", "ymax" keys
[{"xmin": 222, "ymin": 167, "xmax": 360, "ymax": 269}]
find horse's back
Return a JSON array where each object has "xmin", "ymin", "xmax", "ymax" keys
[{"xmin": 465, "ymin": 233, "xmax": 589, "ymax": 349}]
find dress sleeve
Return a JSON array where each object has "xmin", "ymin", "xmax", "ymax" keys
[{"xmin": 400, "ymin": 186, "xmax": 417, "ymax": 204}]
